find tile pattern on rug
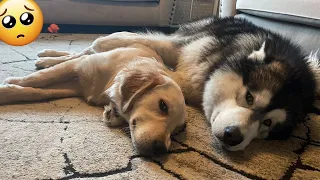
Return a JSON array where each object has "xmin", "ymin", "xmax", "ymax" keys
[{"xmin": 0, "ymin": 34, "xmax": 320, "ymax": 180}]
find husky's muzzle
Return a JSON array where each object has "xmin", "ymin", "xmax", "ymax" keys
[
  {"xmin": 210, "ymin": 105, "xmax": 261, "ymax": 151},
  {"xmin": 216, "ymin": 126, "xmax": 244, "ymax": 147}
]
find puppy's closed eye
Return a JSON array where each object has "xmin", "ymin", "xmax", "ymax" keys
[
  {"xmin": 159, "ymin": 99, "xmax": 168, "ymax": 114},
  {"xmin": 131, "ymin": 119, "xmax": 137, "ymax": 130},
  {"xmin": 132, "ymin": 119, "xmax": 137, "ymax": 126}
]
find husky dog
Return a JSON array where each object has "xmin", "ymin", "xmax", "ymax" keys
[
  {"xmin": 175, "ymin": 18, "xmax": 320, "ymax": 151},
  {"xmin": 5, "ymin": 17, "xmax": 319, "ymax": 151}
]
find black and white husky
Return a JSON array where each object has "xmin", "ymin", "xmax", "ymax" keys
[{"xmin": 3, "ymin": 17, "xmax": 320, "ymax": 151}]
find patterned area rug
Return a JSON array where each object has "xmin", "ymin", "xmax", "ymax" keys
[{"xmin": 0, "ymin": 34, "xmax": 320, "ymax": 180}]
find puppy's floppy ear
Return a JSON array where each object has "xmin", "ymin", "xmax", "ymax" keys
[{"xmin": 119, "ymin": 69, "xmax": 165, "ymax": 113}]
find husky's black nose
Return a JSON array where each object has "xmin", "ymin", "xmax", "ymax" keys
[
  {"xmin": 223, "ymin": 126, "xmax": 244, "ymax": 146},
  {"xmin": 152, "ymin": 140, "xmax": 168, "ymax": 155}
]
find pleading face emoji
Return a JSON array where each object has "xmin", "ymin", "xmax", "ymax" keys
[{"xmin": 0, "ymin": 0, "xmax": 43, "ymax": 46}]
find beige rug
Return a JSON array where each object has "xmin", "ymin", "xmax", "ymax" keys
[{"xmin": 0, "ymin": 34, "xmax": 320, "ymax": 180}]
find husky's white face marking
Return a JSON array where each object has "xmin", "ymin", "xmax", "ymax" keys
[
  {"xmin": 258, "ymin": 109, "xmax": 287, "ymax": 139},
  {"xmin": 203, "ymin": 69, "xmax": 287, "ymax": 151},
  {"xmin": 265, "ymin": 109, "xmax": 287, "ymax": 124},
  {"xmin": 248, "ymin": 41, "xmax": 266, "ymax": 61}
]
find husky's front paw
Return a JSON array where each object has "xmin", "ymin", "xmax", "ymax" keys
[{"xmin": 103, "ymin": 103, "xmax": 125, "ymax": 127}]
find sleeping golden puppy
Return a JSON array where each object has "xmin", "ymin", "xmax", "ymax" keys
[{"xmin": 0, "ymin": 40, "xmax": 186, "ymax": 156}]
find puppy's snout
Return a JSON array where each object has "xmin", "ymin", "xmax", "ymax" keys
[
  {"xmin": 152, "ymin": 133, "xmax": 171, "ymax": 155},
  {"xmin": 222, "ymin": 126, "xmax": 244, "ymax": 146},
  {"xmin": 152, "ymin": 140, "xmax": 167, "ymax": 154}
]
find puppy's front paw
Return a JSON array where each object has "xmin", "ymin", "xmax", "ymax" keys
[
  {"xmin": 37, "ymin": 49, "xmax": 55, "ymax": 57},
  {"xmin": 103, "ymin": 104, "xmax": 125, "ymax": 127},
  {"xmin": 34, "ymin": 59, "xmax": 48, "ymax": 69},
  {"xmin": 35, "ymin": 58, "xmax": 55, "ymax": 69},
  {"xmin": 2, "ymin": 77, "xmax": 21, "ymax": 85},
  {"xmin": 0, "ymin": 84, "xmax": 22, "ymax": 104}
]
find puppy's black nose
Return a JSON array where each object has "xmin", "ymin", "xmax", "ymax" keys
[
  {"xmin": 152, "ymin": 140, "xmax": 168, "ymax": 155},
  {"xmin": 223, "ymin": 126, "xmax": 244, "ymax": 146}
]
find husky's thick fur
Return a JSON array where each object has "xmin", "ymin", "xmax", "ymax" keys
[
  {"xmin": 176, "ymin": 18, "xmax": 320, "ymax": 151},
  {"xmin": 178, "ymin": 17, "xmax": 320, "ymax": 151},
  {"xmin": 4, "ymin": 17, "xmax": 320, "ymax": 151}
]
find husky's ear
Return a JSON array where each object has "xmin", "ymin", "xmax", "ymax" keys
[
  {"xmin": 306, "ymin": 51, "xmax": 320, "ymax": 93},
  {"xmin": 119, "ymin": 68, "xmax": 165, "ymax": 113},
  {"xmin": 248, "ymin": 35, "xmax": 274, "ymax": 62},
  {"xmin": 248, "ymin": 41, "xmax": 266, "ymax": 61}
]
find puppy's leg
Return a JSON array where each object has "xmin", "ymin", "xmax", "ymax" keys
[
  {"xmin": 35, "ymin": 57, "xmax": 73, "ymax": 69},
  {"xmin": 3, "ymin": 58, "xmax": 80, "ymax": 88},
  {"xmin": 103, "ymin": 102, "xmax": 126, "ymax": 127},
  {"xmin": 0, "ymin": 81, "xmax": 80, "ymax": 105},
  {"xmin": 92, "ymin": 33, "xmax": 179, "ymax": 68},
  {"xmin": 35, "ymin": 47, "xmax": 94, "ymax": 69},
  {"xmin": 37, "ymin": 49, "xmax": 73, "ymax": 57}
]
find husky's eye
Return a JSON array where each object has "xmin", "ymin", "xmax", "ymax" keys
[
  {"xmin": 159, "ymin": 99, "xmax": 168, "ymax": 114},
  {"xmin": 263, "ymin": 119, "xmax": 272, "ymax": 127},
  {"xmin": 246, "ymin": 91, "xmax": 254, "ymax": 105}
]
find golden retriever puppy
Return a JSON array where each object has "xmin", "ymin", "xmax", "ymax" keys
[{"xmin": 1, "ymin": 43, "xmax": 186, "ymax": 156}]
